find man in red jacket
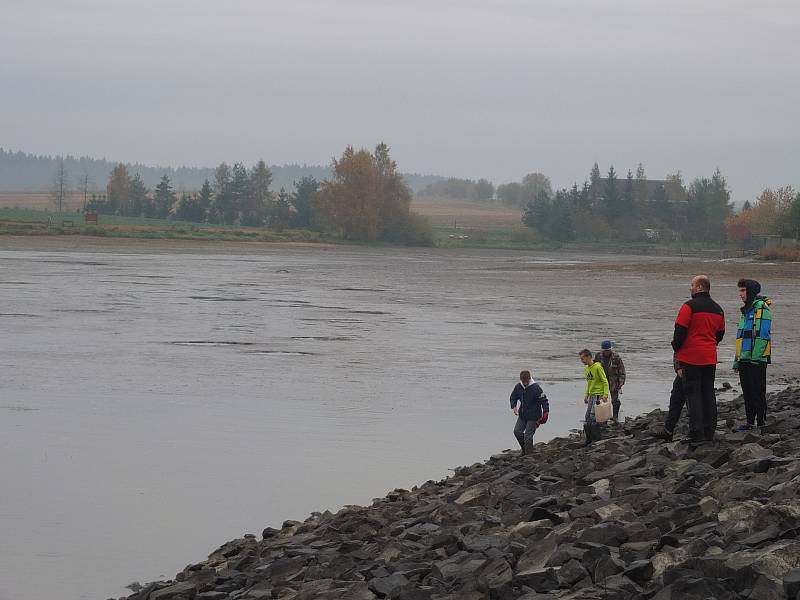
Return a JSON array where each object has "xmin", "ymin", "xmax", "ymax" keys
[{"xmin": 671, "ymin": 274, "xmax": 725, "ymax": 446}]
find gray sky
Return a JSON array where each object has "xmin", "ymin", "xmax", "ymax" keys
[{"xmin": 2, "ymin": 0, "xmax": 798, "ymax": 201}]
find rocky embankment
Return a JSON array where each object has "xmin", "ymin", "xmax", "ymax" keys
[{"xmin": 124, "ymin": 386, "xmax": 800, "ymax": 600}]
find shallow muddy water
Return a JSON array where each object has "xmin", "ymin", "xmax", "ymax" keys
[{"xmin": 0, "ymin": 239, "xmax": 797, "ymax": 600}]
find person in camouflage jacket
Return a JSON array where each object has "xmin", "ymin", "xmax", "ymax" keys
[
  {"xmin": 733, "ymin": 278, "xmax": 773, "ymax": 431},
  {"xmin": 594, "ymin": 341, "xmax": 626, "ymax": 422}
]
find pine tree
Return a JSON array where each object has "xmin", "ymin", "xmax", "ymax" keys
[
  {"xmin": 210, "ymin": 163, "xmax": 231, "ymax": 224},
  {"xmin": 271, "ymin": 188, "xmax": 292, "ymax": 231},
  {"xmin": 128, "ymin": 173, "xmax": 149, "ymax": 216},
  {"xmin": 550, "ymin": 190, "xmax": 575, "ymax": 241},
  {"xmin": 621, "ymin": 170, "xmax": 635, "ymax": 217},
  {"xmin": 247, "ymin": 160, "xmax": 274, "ymax": 226},
  {"xmin": 291, "ymin": 176, "xmax": 318, "ymax": 229},
  {"xmin": 603, "ymin": 165, "xmax": 619, "ymax": 221},
  {"xmin": 589, "ymin": 162, "xmax": 602, "ymax": 206},
  {"xmin": 153, "ymin": 174, "xmax": 176, "ymax": 219},
  {"xmin": 522, "ymin": 189, "xmax": 552, "ymax": 231},
  {"xmin": 229, "ymin": 163, "xmax": 250, "ymax": 225},
  {"xmin": 635, "ymin": 162, "xmax": 648, "ymax": 204},
  {"xmin": 197, "ymin": 179, "xmax": 214, "ymax": 221}
]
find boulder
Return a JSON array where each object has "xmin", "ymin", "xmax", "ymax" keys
[
  {"xmin": 731, "ymin": 443, "xmax": 772, "ymax": 464},
  {"xmin": 150, "ymin": 582, "xmax": 197, "ymax": 600},
  {"xmin": 453, "ymin": 483, "xmax": 491, "ymax": 506},
  {"xmin": 368, "ymin": 573, "xmax": 409, "ymax": 598},
  {"xmin": 725, "ymin": 540, "xmax": 800, "ymax": 590},
  {"xmin": 557, "ymin": 559, "xmax": 590, "ymax": 587},
  {"xmin": 579, "ymin": 522, "xmax": 628, "ymax": 546}
]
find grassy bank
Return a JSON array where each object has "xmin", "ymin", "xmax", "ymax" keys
[
  {"xmin": 0, "ymin": 207, "xmax": 762, "ymax": 257},
  {"xmin": 761, "ymin": 247, "xmax": 800, "ymax": 261},
  {"xmin": 0, "ymin": 209, "xmax": 327, "ymax": 243}
]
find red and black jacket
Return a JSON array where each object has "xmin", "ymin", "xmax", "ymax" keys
[{"xmin": 672, "ymin": 291, "xmax": 725, "ymax": 366}]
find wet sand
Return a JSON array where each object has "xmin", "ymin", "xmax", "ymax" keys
[{"xmin": 0, "ymin": 236, "xmax": 797, "ymax": 600}]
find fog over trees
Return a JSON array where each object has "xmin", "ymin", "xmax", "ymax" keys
[{"xmin": 0, "ymin": 148, "xmax": 442, "ymax": 194}]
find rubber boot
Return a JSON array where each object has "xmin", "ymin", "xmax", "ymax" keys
[
  {"xmin": 612, "ymin": 401, "xmax": 621, "ymax": 422},
  {"xmin": 583, "ymin": 424, "xmax": 593, "ymax": 447},
  {"xmin": 591, "ymin": 422, "xmax": 602, "ymax": 443},
  {"xmin": 514, "ymin": 431, "xmax": 525, "ymax": 455},
  {"xmin": 523, "ymin": 440, "xmax": 534, "ymax": 456}
]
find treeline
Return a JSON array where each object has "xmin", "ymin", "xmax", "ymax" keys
[
  {"xmin": 85, "ymin": 144, "xmax": 432, "ymax": 245},
  {"xmin": 520, "ymin": 164, "xmax": 733, "ymax": 243},
  {"xmin": 0, "ymin": 147, "xmax": 442, "ymax": 193},
  {"xmin": 422, "ymin": 165, "xmax": 734, "ymax": 243},
  {"xmin": 419, "ymin": 177, "xmax": 494, "ymax": 202},
  {"xmin": 418, "ymin": 172, "xmax": 553, "ymax": 208}
]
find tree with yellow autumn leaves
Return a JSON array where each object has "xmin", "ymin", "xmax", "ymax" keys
[
  {"xmin": 315, "ymin": 143, "xmax": 432, "ymax": 245},
  {"xmin": 726, "ymin": 186, "xmax": 800, "ymax": 242}
]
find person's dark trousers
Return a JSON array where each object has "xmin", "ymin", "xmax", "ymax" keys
[
  {"xmin": 664, "ymin": 374, "xmax": 686, "ymax": 433},
  {"xmin": 513, "ymin": 417, "xmax": 538, "ymax": 453},
  {"xmin": 610, "ymin": 389, "xmax": 621, "ymax": 420},
  {"xmin": 682, "ymin": 364, "xmax": 717, "ymax": 442},
  {"xmin": 739, "ymin": 362, "xmax": 768, "ymax": 427}
]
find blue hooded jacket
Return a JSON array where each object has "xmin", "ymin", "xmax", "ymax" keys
[{"xmin": 510, "ymin": 381, "xmax": 550, "ymax": 422}]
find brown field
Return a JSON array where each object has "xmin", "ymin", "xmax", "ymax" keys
[
  {"xmin": 0, "ymin": 191, "xmax": 82, "ymax": 210},
  {"xmin": 412, "ymin": 197, "xmax": 523, "ymax": 231}
]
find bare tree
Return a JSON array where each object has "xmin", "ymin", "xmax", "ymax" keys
[
  {"xmin": 76, "ymin": 169, "xmax": 94, "ymax": 211},
  {"xmin": 50, "ymin": 160, "xmax": 70, "ymax": 213}
]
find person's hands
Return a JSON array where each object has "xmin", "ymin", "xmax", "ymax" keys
[
  {"xmin": 538, "ymin": 412, "xmax": 549, "ymax": 425},
  {"xmin": 584, "ymin": 396, "xmax": 589, "ymax": 404},
  {"xmin": 677, "ymin": 368, "xmax": 684, "ymax": 378},
  {"xmin": 602, "ymin": 396, "xmax": 608, "ymax": 402},
  {"xmin": 513, "ymin": 406, "xmax": 519, "ymax": 416}
]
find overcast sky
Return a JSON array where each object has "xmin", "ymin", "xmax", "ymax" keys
[{"xmin": 2, "ymin": 0, "xmax": 798, "ymax": 201}]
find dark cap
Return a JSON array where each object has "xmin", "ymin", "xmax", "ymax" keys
[{"xmin": 601, "ymin": 340, "xmax": 612, "ymax": 350}]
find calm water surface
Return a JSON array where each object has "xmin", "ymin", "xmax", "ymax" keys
[{"xmin": 1, "ymin": 242, "xmax": 797, "ymax": 600}]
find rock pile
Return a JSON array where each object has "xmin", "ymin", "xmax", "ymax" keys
[{"xmin": 123, "ymin": 386, "xmax": 800, "ymax": 600}]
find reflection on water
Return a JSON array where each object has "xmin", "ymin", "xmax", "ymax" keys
[{"xmin": 0, "ymin": 244, "xmax": 797, "ymax": 600}]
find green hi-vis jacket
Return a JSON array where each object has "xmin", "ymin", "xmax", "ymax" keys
[
  {"xmin": 734, "ymin": 296, "xmax": 773, "ymax": 367},
  {"xmin": 584, "ymin": 361, "xmax": 610, "ymax": 397}
]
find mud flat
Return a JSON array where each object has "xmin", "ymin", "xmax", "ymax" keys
[{"xmin": 2, "ymin": 236, "xmax": 799, "ymax": 600}]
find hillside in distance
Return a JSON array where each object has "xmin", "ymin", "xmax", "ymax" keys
[{"xmin": 0, "ymin": 148, "xmax": 443, "ymax": 193}]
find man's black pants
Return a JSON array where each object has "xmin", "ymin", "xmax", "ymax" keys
[
  {"xmin": 682, "ymin": 364, "xmax": 717, "ymax": 442},
  {"xmin": 664, "ymin": 374, "xmax": 686, "ymax": 433},
  {"xmin": 739, "ymin": 362, "xmax": 767, "ymax": 427}
]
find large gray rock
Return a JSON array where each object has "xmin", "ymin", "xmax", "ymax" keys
[
  {"xmin": 725, "ymin": 540, "xmax": 800, "ymax": 591},
  {"xmin": 453, "ymin": 483, "xmax": 491, "ymax": 506},
  {"xmin": 368, "ymin": 573, "xmax": 409, "ymax": 599},
  {"xmin": 651, "ymin": 577, "xmax": 736, "ymax": 600},
  {"xmin": 783, "ymin": 567, "xmax": 800, "ymax": 599},
  {"xmin": 557, "ymin": 559, "xmax": 590, "ymax": 587},
  {"xmin": 150, "ymin": 582, "xmax": 197, "ymax": 600},
  {"xmin": 731, "ymin": 443, "xmax": 772, "ymax": 463},
  {"xmin": 578, "ymin": 522, "xmax": 628, "ymax": 546}
]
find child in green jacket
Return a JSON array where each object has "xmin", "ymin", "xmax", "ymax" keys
[{"xmin": 580, "ymin": 349, "xmax": 610, "ymax": 445}]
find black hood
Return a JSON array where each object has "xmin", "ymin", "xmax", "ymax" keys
[{"xmin": 741, "ymin": 279, "xmax": 762, "ymax": 311}]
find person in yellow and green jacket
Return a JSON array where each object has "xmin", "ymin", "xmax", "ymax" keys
[
  {"xmin": 733, "ymin": 278, "xmax": 773, "ymax": 433},
  {"xmin": 580, "ymin": 349, "xmax": 610, "ymax": 446}
]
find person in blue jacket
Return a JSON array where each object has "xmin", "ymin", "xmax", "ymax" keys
[{"xmin": 510, "ymin": 370, "xmax": 550, "ymax": 456}]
